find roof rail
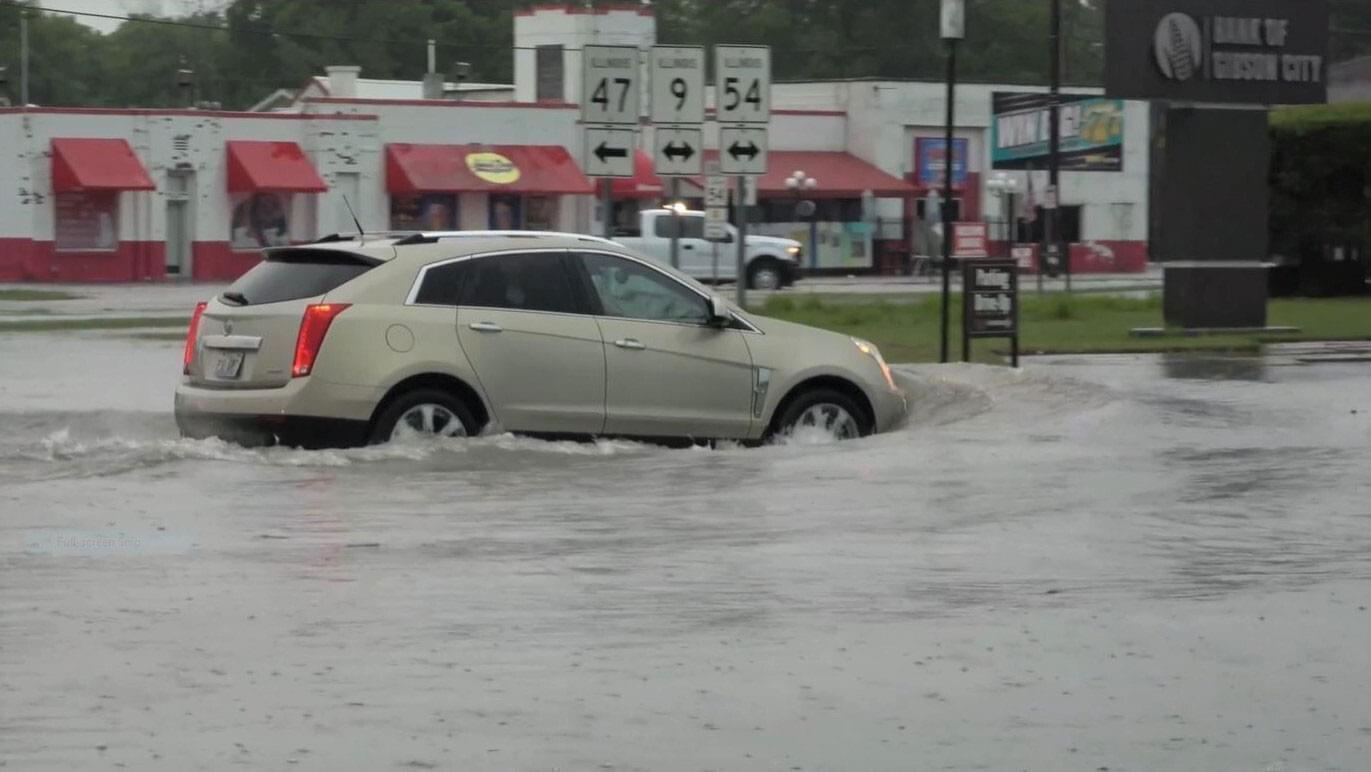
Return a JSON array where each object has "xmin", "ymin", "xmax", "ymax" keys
[{"xmin": 392, "ymin": 230, "xmax": 621, "ymax": 247}]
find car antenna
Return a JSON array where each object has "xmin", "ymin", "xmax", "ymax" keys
[{"xmin": 342, "ymin": 195, "xmax": 365, "ymax": 239}]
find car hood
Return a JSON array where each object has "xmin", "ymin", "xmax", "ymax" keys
[{"xmin": 742, "ymin": 311, "xmax": 850, "ymax": 347}]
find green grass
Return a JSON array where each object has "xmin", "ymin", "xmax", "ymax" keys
[
  {"xmin": 0, "ymin": 316, "xmax": 190, "ymax": 333},
  {"xmin": 749, "ymin": 293, "xmax": 1371, "ymax": 363},
  {"xmin": 0, "ymin": 289, "xmax": 85, "ymax": 302}
]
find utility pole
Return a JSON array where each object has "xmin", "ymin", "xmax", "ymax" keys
[
  {"xmin": 20, "ymin": 9, "xmax": 30, "ymax": 106},
  {"xmin": 938, "ymin": 0, "xmax": 964, "ymax": 364}
]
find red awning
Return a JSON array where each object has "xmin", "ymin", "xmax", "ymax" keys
[
  {"xmin": 51, "ymin": 138, "xmax": 155, "ymax": 192},
  {"xmin": 226, "ymin": 141, "xmax": 327, "ymax": 193},
  {"xmin": 386, "ymin": 144, "xmax": 594, "ymax": 195},
  {"xmin": 611, "ymin": 151, "xmax": 665, "ymax": 199},
  {"xmin": 699, "ymin": 150, "xmax": 916, "ymax": 198}
]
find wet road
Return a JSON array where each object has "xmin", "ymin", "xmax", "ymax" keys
[{"xmin": 2, "ymin": 333, "xmax": 1369, "ymax": 771}]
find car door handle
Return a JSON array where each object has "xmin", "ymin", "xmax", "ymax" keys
[
  {"xmin": 468, "ymin": 321, "xmax": 503, "ymax": 333},
  {"xmin": 613, "ymin": 338, "xmax": 646, "ymax": 350},
  {"xmin": 682, "ymin": 244, "xmax": 696, "ymax": 250}
]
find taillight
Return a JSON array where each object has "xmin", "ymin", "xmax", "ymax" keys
[
  {"xmin": 292, "ymin": 303, "xmax": 350, "ymax": 377},
  {"xmin": 182, "ymin": 301, "xmax": 207, "ymax": 375}
]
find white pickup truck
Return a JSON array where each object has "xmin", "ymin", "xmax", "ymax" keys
[{"xmin": 614, "ymin": 209, "xmax": 802, "ymax": 290}]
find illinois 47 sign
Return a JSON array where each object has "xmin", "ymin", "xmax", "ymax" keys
[
  {"xmin": 714, "ymin": 45, "xmax": 771, "ymax": 124},
  {"xmin": 581, "ymin": 45, "xmax": 640, "ymax": 125}
]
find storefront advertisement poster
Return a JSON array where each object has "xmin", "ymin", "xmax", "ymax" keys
[
  {"xmin": 54, "ymin": 191, "xmax": 118, "ymax": 251},
  {"xmin": 231, "ymin": 192, "xmax": 292, "ymax": 250}
]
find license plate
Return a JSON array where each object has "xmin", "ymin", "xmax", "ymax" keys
[{"xmin": 212, "ymin": 350, "xmax": 244, "ymax": 379}]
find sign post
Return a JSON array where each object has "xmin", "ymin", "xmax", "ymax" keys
[
  {"xmin": 651, "ymin": 45, "xmax": 705, "ymax": 268},
  {"xmin": 715, "ymin": 44, "xmax": 771, "ymax": 307},
  {"xmin": 938, "ymin": 0, "xmax": 964, "ymax": 364},
  {"xmin": 581, "ymin": 45, "xmax": 640, "ymax": 236},
  {"xmin": 961, "ymin": 259, "xmax": 1020, "ymax": 367}
]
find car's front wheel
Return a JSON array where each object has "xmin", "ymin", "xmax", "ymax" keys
[
  {"xmin": 370, "ymin": 388, "xmax": 478, "ymax": 443},
  {"xmin": 770, "ymin": 388, "xmax": 872, "ymax": 442}
]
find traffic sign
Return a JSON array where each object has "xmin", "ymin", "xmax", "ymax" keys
[
  {"xmin": 581, "ymin": 45, "xmax": 640, "ymax": 125},
  {"xmin": 719, "ymin": 126, "xmax": 768, "ymax": 175},
  {"xmin": 653, "ymin": 127, "xmax": 702, "ymax": 176},
  {"xmin": 583, "ymin": 127, "xmax": 635, "ymax": 178},
  {"xmin": 714, "ymin": 45, "xmax": 770, "ymax": 124},
  {"xmin": 704, "ymin": 172, "xmax": 728, "ymax": 209},
  {"xmin": 650, "ymin": 46, "xmax": 705, "ymax": 126},
  {"xmin": 705, "ymin": 206, "xmax": 729, "ymax": 241}
]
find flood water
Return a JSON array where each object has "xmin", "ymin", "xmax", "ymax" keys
[{"xmin": 2, "ymin": 334, "xmax": 1369, "ymax": 771}]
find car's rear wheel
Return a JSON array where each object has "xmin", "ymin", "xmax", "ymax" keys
[
  {"xmin": 370, "ymin": 388, "xmax": 478, "ymax": 444},
  {"xmin": 748, "ymin": 259, "xmax": 784, "ymax": 291},
  {"xmin": 771, "ymin": 388, "xmax": 872, "ymax": 441}
]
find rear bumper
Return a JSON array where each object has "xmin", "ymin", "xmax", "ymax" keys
[{"xmin": 174, "ymin": 376, "xmax": 380, "ymax": 447}]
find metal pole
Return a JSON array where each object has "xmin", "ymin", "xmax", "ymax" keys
[
  {"xmin": 735, "ymin": 176, "xmax": 748, "ymax": 308},
  {"xmin": 1048, "ymin": 0, "xmax": 1066, "ymax": 291},
  {"xmin": 939, "ymin": 39, "xmax": 957, "ymax": 364},
  {"xmin": 669, "ymin": 178, "xmax": 681, "ymax": 269},
  {"xmin": 601, "ymin": 179, "xmax": 613, "ymax": 239},
  {"xmin": 20, "ymin": 11, "xmax": 30, "ymax": 106}
]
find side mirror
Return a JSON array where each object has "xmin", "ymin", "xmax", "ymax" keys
[{"xmin": 707, "ymin": 296, "xmax": 731, "ymax": 327}]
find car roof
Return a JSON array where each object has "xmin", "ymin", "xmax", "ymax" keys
[{"xmin": 287, "ymin": 230, "xmax": 628, "ymax": 264}]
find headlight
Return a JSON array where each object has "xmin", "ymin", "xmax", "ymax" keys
[
  {"xmin": 852, "ymin": 337, "xmax": 898, "ymax": 391},
  {"xmin": 786, "ymin": 245, "xmax": 801, "ymax": 256}
]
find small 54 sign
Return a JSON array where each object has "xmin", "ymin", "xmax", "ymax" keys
[
  {"xmin": 714, "ymin": 45, "xmax": 771, "ymax": 124},
  {"xmin": 581, "ymin": 45, "xmax": 640, "ymax": 125}
]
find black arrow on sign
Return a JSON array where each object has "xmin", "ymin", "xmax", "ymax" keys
[
  {"xmin": 594, "ymin": 141, "xmax": 629, "ymax": 163},
  {"xmin": 663, "ymin": 141, "xmax": 695, "ymax": 162},
  {"xmin": 728, "ymin": 140, "xmax": 759, "ymax": 161}
]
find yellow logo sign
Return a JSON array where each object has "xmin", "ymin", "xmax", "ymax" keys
[{"xmin": 465, "ymin": 152, "xmax": 521, "ymax": 185}]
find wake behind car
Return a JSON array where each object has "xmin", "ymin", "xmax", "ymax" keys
[{"xmin": 175, "ymin": 231, "xmax": 906, "ymax": 448}]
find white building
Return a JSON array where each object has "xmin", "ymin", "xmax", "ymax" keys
[{"xmin": 0, "ymin": 3, "xmax": 1149, "ymax": 282}]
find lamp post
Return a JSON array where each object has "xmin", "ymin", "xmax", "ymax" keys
[
  {"xmin": 785, "ymin": 170, "xmax": 819, "ymax": 271},
  {"xmin": 986, "ymin": 172, "xmax": 1020, "ymax": 260},
  {"xmin": 938, "ymin": 0, "xmax": 964, "ymax": 364}
]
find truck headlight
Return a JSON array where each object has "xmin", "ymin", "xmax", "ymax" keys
[
  {"xmin": 786, "ymin": 245, "xmax": 801, "ymax": 257},
  {"xmin": 852, "ymin": 337, "xmax": 898, "ymax": 392}
]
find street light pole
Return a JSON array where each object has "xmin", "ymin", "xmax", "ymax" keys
[
  {"xmin": 938, "ymin": 0, "xmax": 964, "ymax": 364},
  {"xmin": 786, "ymin": 170, "xmax": 819, "ymax": 272}
]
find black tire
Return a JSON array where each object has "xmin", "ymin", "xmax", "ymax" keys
[
  {"xmin": 368, "ymin": 388, "xmax": 479, "ymax": 444},
  {"xmin": 747, "ymin": 258, "xmax": 785, "ymax": 291},
  {"xmin": 769, "ymin": 387, "xmax": 873, "ymax": 441}
]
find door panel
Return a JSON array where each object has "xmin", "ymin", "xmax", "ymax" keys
[
  {"xmin": 596, "ymin": 317, "xmax": 753, "ymax": 438},
  {"xmin": 575, "ymin": 251, "xmax": 754, "ymax": 438},
  {"xmin": 457, "ymin": 308, "xmax": 606, "ymax": 434},
  {"xmin": 453, "ymin": 251, "xmax": 604, "ymax": 434}
]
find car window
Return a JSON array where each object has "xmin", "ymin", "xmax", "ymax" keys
[
  {"xmin": 652, "ymin": 214, "xmax": 705, "ymax": 239},
  {"xmin": 579, "ymin": 252, "xmax": 708, "ymax": 325},
  {"xmin": 457, "ymin": 252, "xmax": 578, "ymax": 314},
  {"xmin": 223, "ymin": 248, "xmax": 377, "ymax": 306},
  {"xmin": 413, "ymin": 260, "xmax": 469, "ymax": 306}
]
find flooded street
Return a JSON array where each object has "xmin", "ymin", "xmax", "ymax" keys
[{"xmin": 2, "ymin": 334, "xmax": 1370, "ymax": 771}]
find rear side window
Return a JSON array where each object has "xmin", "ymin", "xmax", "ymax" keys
[
  {"xmin": 413, "ymin": 260, "xmax": 469, "ymax": 306},
  {"xmin": 653, "ymin": 215, "xmax": 704, "ymax": 239},
  {"xmin": 458, "ymin": 252, "xmax": 579, "ymax": 314},
  {"xmin": 223, "ymin": 249, "xmax": 377, "ymax": 306}
]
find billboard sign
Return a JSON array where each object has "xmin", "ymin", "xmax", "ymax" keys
[
  {"xmin": 915, "ymin": 137, "xmax": 969, "ymax": 187},
  {"xmin": 1105, "ymin": 0, "xmax": 1329, "ymax": 104},
  {"xmin": 992, "ymin": 92, "xmax": 1125, "ymax": 172}
]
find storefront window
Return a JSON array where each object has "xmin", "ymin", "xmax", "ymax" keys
[
  {"xmin": 230, "ymin": 192, "xmax": 293, "ymax": 250},
  {"xmin": 489, "ymin": 194, "xmax": 522, "ymax": 229},
  {"xmin": 390, "ymin": 194, "xmax": 458, "ymax": 231},
  {"xmin": 524, "ymin": 196, "xmax": 558, "ymax": 231},
  {"xmin": 54, "ymin": 191, "xmax": 118, "ymax": 251}
]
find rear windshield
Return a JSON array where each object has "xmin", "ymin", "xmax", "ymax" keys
[{"xmin": 222, "ymin": 249, "xmax": 378, "ymax": 306}]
